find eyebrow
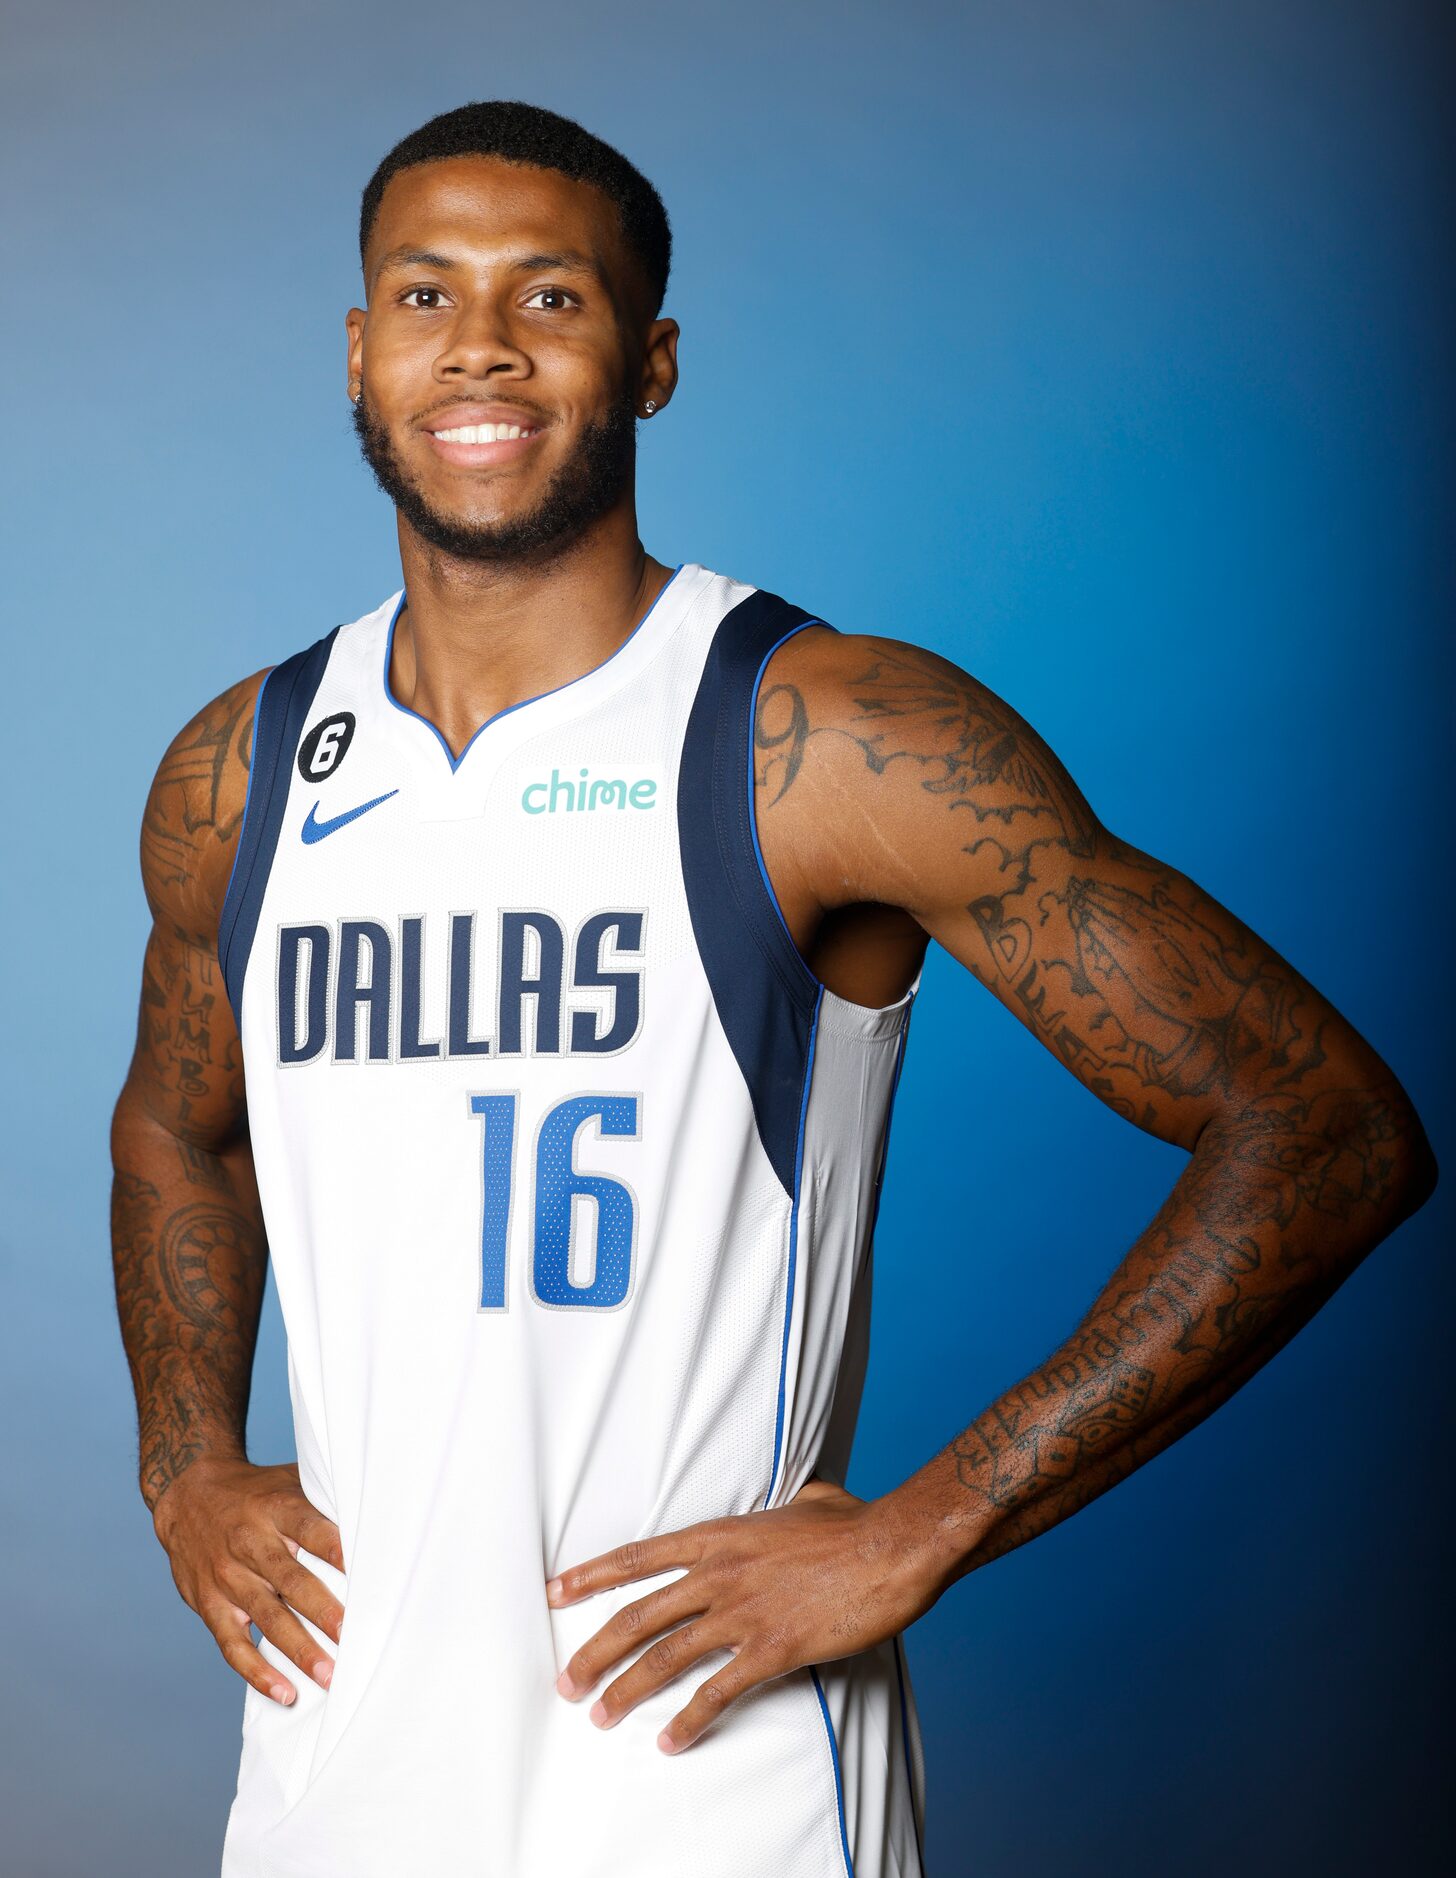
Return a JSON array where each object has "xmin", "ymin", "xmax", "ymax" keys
[{"xmin": 373, "ymin": 246, "xmax": 604, "ymax": 281}]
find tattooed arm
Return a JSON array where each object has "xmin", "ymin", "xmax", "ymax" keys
[
  {"xmin": 754, "ymin": 629, "xmax": 1439, "ymax": 1588},
  {"xmin": 112, "ymin": 670, "xmax": 268, "ymax": 1508},
  {"xmin": 111, "ymin": 670, "xmax": 344, "ymax": 1705}
]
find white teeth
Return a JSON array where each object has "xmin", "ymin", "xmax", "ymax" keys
[{"xmin": 433, "ymin": 422, "xmax": 532, "ymax": 444}]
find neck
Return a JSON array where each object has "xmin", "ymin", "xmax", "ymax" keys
[{"xmin": 388, "ymin": 503, "xmax": 674, "ymax": 761}]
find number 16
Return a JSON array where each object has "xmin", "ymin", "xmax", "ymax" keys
[{"xmin": 469, "ymin": 1093, "xmax": 641, "ymax": 1313}]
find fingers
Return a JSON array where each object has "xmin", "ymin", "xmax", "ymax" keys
[
  {"xmin": 274, "ymin": 1495, "xmax": 346, "ymax": 1574},
  {"xmin": 556, "ymin": 1574, "xmax": 789, "ymax": 1752},
  {"xmin": 267, "ymin": 1548, "xmax": 346, "ymax": 1647},
  {"xmin": 206, "ymin": 1599, "xmax": 301, "ymax": 1707},
  {"xmin": 556, "ymin": 1578, "xmax": 702, "ymax": 1698},
  {"xmin": 154, "ymin": 1459, "xmax": 349, "ymax": 1707},
  {"xmin": 199, "ymin": 1541, "xmax": 341, "ymax": 1704},
  {"xmin": 220, "ymin": 1501, "xmax": 345, "ymax": 1649},
  {"xmin": 571, "ymin": 1613, "xmax": 774, "ymax": 1752},
  {"xmin": 582, "ymin": 1619, "xmax": 728, "ymax": 1731},
  {"xmin": 231, "ymin": 1571, "xmax": 336, "ymax": 1694},
  {"xmin": 659, "ymin": 1649, "xmax": 770, "ymax": 1753},
  {"xmin": 547, "ymin": 1532, "xmax": 692, "ymax": 1606}
]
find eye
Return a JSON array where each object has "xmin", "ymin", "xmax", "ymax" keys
[
  {"xmin": 401, "ymin": 287, "xmax": 447, "ymax": 309},
  {"xmin": 523, "ymin": 286, "xmax": 578, "ymax": 311}
]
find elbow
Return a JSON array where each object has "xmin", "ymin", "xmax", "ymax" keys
[
  {"xmin": 1322, "ymin": 1075, "xmax": 1439, "ymax": 1238},
  {"xmin": 109, "ymin": 1081, "xmax": 143, "ymax": 1174},
  {"xmin": 1400, "ymin": 1127, "xmax": 1439, "ymax": 1220},
  {"xmin": 1376, "ymin": 1079, "xmax": 1439, "ymax": 1227}
]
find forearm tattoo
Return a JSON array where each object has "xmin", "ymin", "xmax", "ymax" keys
[{"xmin": 112, "ymin": 1167, "xmax": 266, "ymax": 1511}]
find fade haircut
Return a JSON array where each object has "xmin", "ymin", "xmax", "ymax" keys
[{"xmin": 359, "ymin": 100, "xmax": 672, "ymax": 315}]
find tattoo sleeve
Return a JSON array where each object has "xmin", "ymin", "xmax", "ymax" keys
[
  {"xmin": 754, "ymin": 637, "xmax": 1438, "ymax": 1580},
  {"xmin": 111, "ymin": 672, "xmax": 269, "ymax": 1515},
  {"xmin": 920, "ymin": 1079, "xmax": 1432, "ymax": 1581}
]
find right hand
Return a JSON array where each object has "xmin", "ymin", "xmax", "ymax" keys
[{"xmin": 152, "ymin": 1455, "xmax": 345, "ymax": 1706}]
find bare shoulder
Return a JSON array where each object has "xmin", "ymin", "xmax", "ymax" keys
[
  {"xmin": 754, "ymin": 626, "xmax": 1102, "ymax": 914},
  {"xmin": 141, "ymin": 667, "xmax": 271, "ymax": 951}
]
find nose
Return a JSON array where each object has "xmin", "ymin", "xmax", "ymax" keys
[{"xmin": 433, "ymin": 297, "xmax": 531, "ymax": 385}]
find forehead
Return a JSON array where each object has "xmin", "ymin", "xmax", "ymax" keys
[{"xmin": 367, "ymin": 155, "xmax": 628, "ymax": 285}]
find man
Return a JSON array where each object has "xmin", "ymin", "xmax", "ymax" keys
[{"xmin": 110, "ymin": 99, "xmax": 1436, "ymax": 1877}]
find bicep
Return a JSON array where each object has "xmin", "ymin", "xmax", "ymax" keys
[
  {"xmin": 780, "ymin": 633, "xmax": 1386, "ymax": 1154},
  {"xmin": 120, "ymin": 667, "xmax": 265, "ymax": 1150},
  {"xmin": 921, "ymin": 820, "xmax": 1362, "ymax": 1152}
]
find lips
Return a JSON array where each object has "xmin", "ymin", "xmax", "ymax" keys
[
  {"xmin": 423, "ymin": 402, "xmax": 544, "ymax": 435},
  {"xmin": 421, "ymin": 402, "xmax": 546, "ymax": 465}
]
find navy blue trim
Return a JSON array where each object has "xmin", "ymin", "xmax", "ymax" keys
[
  {"xmin": 892, "ymin": 1630, "xmax": 927, "ymax": 1875},
  {"xmin": 218, "ymin": 664, "xmax": 272, "ymax": 920},
  {"xmin": 382, "ymin": 563, "xmax": 687, "ymax": 770},
  {"xmin": 677, "ymin": 587, "xmax": 831, "ymax": 1195},
  {"xmin": 810, "ymin": 1666, "xmax": 856, "ymax": 1876},
  {"xmin": 218, "ymin": 628, "xmax": 339, "ymax": 1021},
  {"xmin": 762, "ymin": 986, "xmax": 823, "ymax": 1507}
]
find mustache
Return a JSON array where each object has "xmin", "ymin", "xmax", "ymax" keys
[
  {"xmin": 353, "ymin": 386, "xmax": 638, "ymax": 429},
  {"xmin": 410, "ymin": 395, "xmax": 553, "ymax": 429}
]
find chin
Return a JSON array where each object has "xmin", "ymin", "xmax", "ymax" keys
[{"xmin": 445, "ymin": 497, "xmax": 534, "ymax": 531}]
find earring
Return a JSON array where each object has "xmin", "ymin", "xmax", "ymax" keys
[
  {"xmin": 643, "ymin": 399, "xmax": 657, "ymax": 415},
  {"xmin": 352, "ymin": 386, "xmax": 362, "ymax": 404}
]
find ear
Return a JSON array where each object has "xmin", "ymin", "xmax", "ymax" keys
[
  {"xmin": 345, "ymin": 306, "xmax": 366, "ymax": 402},
  {"xmin": 637, "ymin": 317, "xmax": 680, "ymax": 417}
]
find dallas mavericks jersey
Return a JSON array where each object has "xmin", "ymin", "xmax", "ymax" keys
[{"xmin": 217, "ymin": 562, "xmax": 927, "ymax": 1878}]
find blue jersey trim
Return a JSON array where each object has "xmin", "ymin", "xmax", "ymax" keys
[
  {"xmin": 218, "ymin": 627, "xmax": 339, "ymax": 1021},
  {"xmin": 810, "ymin": 1665, "xmax": 856, "ymax": 1876},
  {"xmin": 382, "ymin": 563, "xmax": 687, "ymax": 770},
  {"xmin": 892, "ymin": 1630, "xmax": 926, "ymax": 1875},
  {"xmin": 677, "ymin": 587, "xmax": 828, "ymax": 1195},
  {"xmin": 218, "ymin": 662, "xmax": 273, "ymax": 922},
  {"xmin": 762, "ymin": 985, "xmax": 823, "ymax": 1509}
]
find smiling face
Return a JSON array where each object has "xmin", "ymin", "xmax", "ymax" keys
[{"xmin": 346, "ymin": 155, "xmax": 678, "ymax": 564}]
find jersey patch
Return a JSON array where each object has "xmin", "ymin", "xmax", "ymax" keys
[{"xmin": 297, "ymin": 709, "xmax": 357, "ymax": 781}]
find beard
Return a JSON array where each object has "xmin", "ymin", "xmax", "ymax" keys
[{"xmin": 351, "ymin": 387, "xmax": 638, "ymax": 566}]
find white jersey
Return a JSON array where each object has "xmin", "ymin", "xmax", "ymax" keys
[{"xmin": 217, "ymin": 561, "xmax": 927, "ymax": 1877}]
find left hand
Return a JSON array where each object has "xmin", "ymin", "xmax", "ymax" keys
[{"xmin": 545, "ymin": 1477, "xmax": 941, "ymax": 1754}]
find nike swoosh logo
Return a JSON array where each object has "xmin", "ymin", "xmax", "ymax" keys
[{"xmin": 301, "ymin": 789, "xmax": 400, "ymax": 844}]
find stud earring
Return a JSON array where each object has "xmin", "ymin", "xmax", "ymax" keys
[
  {"xmin": 643, "ymin": 399, "xmax": 657, "ymax": 415},
  {"xmin": 352, "ymin": 386, "xmax": 362, "ymax": 404}
]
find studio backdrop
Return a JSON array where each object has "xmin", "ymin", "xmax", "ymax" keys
[{"xmin": 1, "ymin": 2, "xmax": 1449, "ymax": 1873}]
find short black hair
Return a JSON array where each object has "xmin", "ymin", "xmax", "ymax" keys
[{"xmin": 359, "ymin": 100, "xmax": 672, "ymax": 315}]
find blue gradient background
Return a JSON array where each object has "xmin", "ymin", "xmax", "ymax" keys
[{"xmin": 2, "ymin": 2, "xmax": 1450, "ymax": 1872}]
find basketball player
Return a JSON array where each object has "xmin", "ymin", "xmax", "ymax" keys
[{"xmin": 110, "ymin": 102, "xmax": 1436, "ymax": 1877}]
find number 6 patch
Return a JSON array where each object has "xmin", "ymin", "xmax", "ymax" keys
[{"xmin": 298, "ymin": 711, "xmax": 357, "ymax": 782}]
